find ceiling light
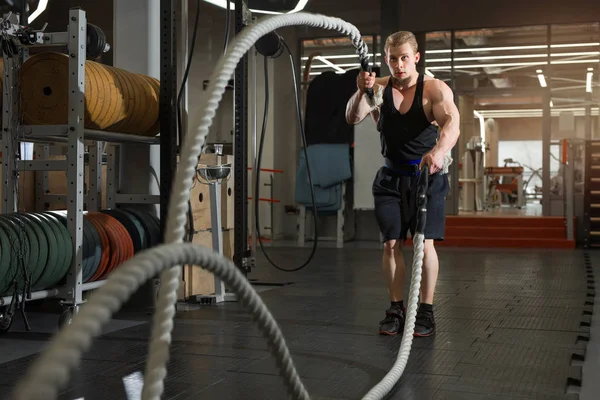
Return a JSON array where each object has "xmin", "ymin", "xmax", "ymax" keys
[
  {"xmin": 426, "ymin": 42, "xmax": 600, "ymax": 54},
  {"xmin": 315, "ymin": 56, "xmax": 346, "ymax": 73},
  {"xmin": 203, "ymin": 0, "xmax": 309, "ymax": 14},
  {"xmin": 28, "ymin": 0, "xmax": 48, "ymax": 23}
]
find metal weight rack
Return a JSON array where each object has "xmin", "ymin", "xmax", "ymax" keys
[{"xmin": 0, "ymin": 8, "xmax": 160, "ymax": 329}]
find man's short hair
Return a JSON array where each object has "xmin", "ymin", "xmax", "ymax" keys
[{"xmin": 384, "ymin": 31, "xmax": 418, "ymax": 54}]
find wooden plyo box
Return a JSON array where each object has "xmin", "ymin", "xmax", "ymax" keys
[{"xmin": 177, "ymin": 228, "xmax": 234, "ymax": 300}]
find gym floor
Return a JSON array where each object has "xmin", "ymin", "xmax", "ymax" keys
[{"xmin": 0, "ymin": 243, "xmax": 598, "ymax": 400}]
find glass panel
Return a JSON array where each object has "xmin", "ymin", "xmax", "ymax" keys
[
  {"xmin": 424, "ymin": 31, "xmax": 458, "ymax": 213},
  {"xmin": 424, "ymin": 31, "xmax": 453, "ymax": 85},
  {"xmin": 445, "ymin": 25, "xmax": 549, "ymax": 98},
  {"xmin": 299, "ymin": 35, "xmax": 377, "ymax": 86},
  {"xmin": 550, "ymin": 23, "xmax": 600, "ymax": 139}
]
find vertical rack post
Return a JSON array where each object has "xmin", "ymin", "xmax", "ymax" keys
[
  {"xmin": 2, "ymin": 51, "xmax": 18, "ymax": 214},
  {"xmin": 160, "ymin": 0, "xmax": 178, "ymax": 239},
  {"xmin": 65, "ymin": 8, "xmax": 87, "ymax": 307},
  {"xmin": 234, "ymin": 0, "xmax": 250, "ymax": 274},
  {"xmin": 87, "ymin": 141, "xmax": 103, "ymax": 211}
]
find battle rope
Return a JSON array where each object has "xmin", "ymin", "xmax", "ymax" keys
[{"xmin": 12, "ymin": 12, "xmax": 431, "ymax": 400}]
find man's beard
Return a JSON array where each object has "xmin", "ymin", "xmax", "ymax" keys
[{"xmin": 390, "ymin": 74, "xmax": 412, "ymax": 88}]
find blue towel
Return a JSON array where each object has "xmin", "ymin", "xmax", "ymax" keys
[
  {"xmin": 294, "ymin": 144, "xmax": 351, "ymax": 211},
  {"xmin": 304, "ymin": 143, "xmax": 352, "ymax": 188}
]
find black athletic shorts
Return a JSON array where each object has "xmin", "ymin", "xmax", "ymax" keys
[{"xmin": 372, "ymin": 165, "xmax": 449, "ymax": 243}]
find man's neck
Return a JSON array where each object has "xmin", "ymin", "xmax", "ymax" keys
[{"xmin": 391, "ymin": 73, "xmax": 419, "ymax": 91}]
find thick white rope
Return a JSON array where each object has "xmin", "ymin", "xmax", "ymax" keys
[
  {"xmin": 363, "ymin": 233, "xmax": 424, "ymax": 400},
  {"xmin": 144, "ymin": 11, "xmax": 369, "ymax": 400},
  {"xmin": 10, "ymin": 243, "xmax": 309, "ymax": 400},
  {"xmin": 12, "ymin": 11, "xmax": 430, "ymax": 400}
]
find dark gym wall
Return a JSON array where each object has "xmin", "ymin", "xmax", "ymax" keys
[
  {"xmin": 27, "ymin": 0, "xmax": 114, "ymax": 66},
  {"xmin": 396, "ymin": 0, "xmax": 600, "ymax": 31}
]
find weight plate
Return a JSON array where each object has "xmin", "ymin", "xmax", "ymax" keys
[
  {"xmin": 0, "ymin": 218, "xmax": 13, "ymax": 295},
  {"xmin": 87, "ymin": 212, "xmax": 124, "ymax": 279},
  {"xmin": 11, "ymin": 214, "xmax": 48, "ymax": 291},
  {"xmin": 34, "ymin": 213, "xmax": 66, "ymax": 288},
  {"xmin": 24, "ymin": 213, "xmax": 59, "ymax": 291},
  {"xmin": 101, "ymin": 208, "xmax": 143, "ymax": 253},
  {"xmin": 36, "ymin": 213, "xmax": 70, "ymax": 288},
  {"xmin": 83, "ymin": 214, "xmax": 102, "ymax": 283},
  {"xmin": 41, "ymin": 212, "xmax": 73, "ymax": 287},
  {"xmin": 143, "ymin": 211, "xmax": 161, "ymax": 246},
  {"xmin": 4, "ymin": 214, "xmax": 42, "ymax": 292},
  {"xmin": 46, "ymin": 211, "xmax": 93, "ymax": 285},
  {"xmin": 120, "ymin": 209, "xmax": 148, "ymax": 250},
  {"xmin": 122, "ymin": 208, "xmax": 159, "ymax": 248},
  {"xmin": 0, "ymin": 217, "xmax": 28, "ymax": 296},
  {"xmin": 85, "ymin": 214, "xmax": 111, "ymax": 282}
]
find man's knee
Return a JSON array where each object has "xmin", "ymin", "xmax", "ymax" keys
[
  {"xmin": 423, "ymin": 239, "xmax": 436, "ymax": 257},
  {"xmin": 383, "ymin": 240, "xmax": 400, "ymax": 254}
]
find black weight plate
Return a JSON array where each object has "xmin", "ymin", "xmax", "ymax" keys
[
  {"xmin": 120, "ymin": 208, "xmax": 157, "ymax": 249},
  {"xmin": 101, "ymin": 208, "xmax": 143, "ymax": 253},
  {"xmin": 24, "ymin": 213, "xmax": 59, "ymax": 291},
  {"xmin": 143, "ymin": 211, "xmax": 162, "ymax": 246},
  {"xmin": 121, "ymin": 210, "xmax": 148, "ymax": 250}
]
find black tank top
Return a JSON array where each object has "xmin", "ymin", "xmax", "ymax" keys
[{"xmin": 376, "ymin": 73, "xmax": 439, "ymax": 163}]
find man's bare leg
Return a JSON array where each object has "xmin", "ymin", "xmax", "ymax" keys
[
  {"xmin": 382, "ymin": 240, "xmax": 406, "ymax": 301},
  {"xmin": 379, "ymin": 240, "xmax": 407, "ymax": 335},
  {"xmin": 414, "ymin": 239, "xmax": 438, "ymax": 337}
]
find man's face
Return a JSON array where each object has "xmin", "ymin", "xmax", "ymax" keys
[{"xmin": 385, "ymin": 43, "xmax": 420, "ymax": 84}]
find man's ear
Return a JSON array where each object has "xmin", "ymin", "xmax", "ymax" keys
[{"xmin": 415, "ymin": 51, "xmax": 421, "ymax": 64}]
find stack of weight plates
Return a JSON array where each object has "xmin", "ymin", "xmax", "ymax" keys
[
  {"xmin": 0, "ymin": 208, "xmax": 161, "ymax": 295},
  {"xmin": 0, "ymin": 212, "xmax": 73, "ymax": 296}
]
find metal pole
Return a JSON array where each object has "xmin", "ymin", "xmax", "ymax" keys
[
  {"xmin": 542, "ymin": 25, "xmax": 552, "ymax": 216},
  {"xmin": 160, "ymin": 0, "xmax": 178, "ymax": 239},
  {"xmin": 66, "ymin": 8, "xmax": 87, "ymax": 307},
  {"xmin": 450, "ymin": 30, "xmax": 459, "ymax": 215},
  {"xmin": 209, "ymin": 182, "xmax": 227, "ymax": 300},
  {"xmin": 251, "ymin": 42, "xmax": 258, "ymax": 260},
  {"xmin": 233, "ymin": 0, "xmax": 250, "ymax": 274},
  {"xmin": 565, "ymin": 140, "xmax": 574, "ymax": 241}
]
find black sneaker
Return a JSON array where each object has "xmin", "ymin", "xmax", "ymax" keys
[
  {"xmin": 413, "ymin": 308, "xmax": 435, "ymax": 337},
  {"xmin": 379, "ymin": 307, "xmax": 405, "ymax": 335}
]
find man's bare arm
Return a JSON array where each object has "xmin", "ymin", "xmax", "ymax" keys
[
  {"xmin": 345, "ymin": 76, "xmax": 388, "ymax": 125},
  {"xmin": 430, "ymin": 80, "xmax": 460, "ymax": 155},
  {"xmin": 345, "ymin": 90, "xmax": 373, "ymax": 124}
]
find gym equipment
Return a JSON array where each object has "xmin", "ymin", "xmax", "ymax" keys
[
  {"xmin": 0, "ymin": 208, "xmax": 159, "ymax": 331},
  {"xmin": 459, "ymin": 135, "xmax": 485, "ymax": 212},
  {"xmin": 12, "ymin": 11, "xmax": 430, "ymax": 400},
  {"xmin": 194, "ymin": 146, "xmax": 237, "ymax": 303},
  {"xmin": 254, "ymin": 30, "xmax": 319, "ymax": 271},
  {"xmin": 19, "ymin": 52, "xmax": 161, "ymax": 136}
]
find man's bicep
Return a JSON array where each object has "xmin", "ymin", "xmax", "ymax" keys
[{"xmin": 431, "ymin": 82, "xmax": 458, "ymax": 126}]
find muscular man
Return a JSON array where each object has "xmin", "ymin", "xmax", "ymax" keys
[{"xmin": 345, "ymin": 31, "xmax": 460, "ymax": 337}]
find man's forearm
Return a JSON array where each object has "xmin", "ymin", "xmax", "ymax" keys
[
  {"xmin": 345, "ymin": 90, "xmax": 372, "ymax": 124},
  {"xmin": 433, "ymin": 116, "xmax": 460, "ymax": 154}
]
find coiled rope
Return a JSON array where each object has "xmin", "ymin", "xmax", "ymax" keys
[{"xmin": 12, "ymin": 12, "xmax": 429, "ymax": 400}]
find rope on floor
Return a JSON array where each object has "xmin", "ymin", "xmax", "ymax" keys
[{"xmin": 12, "ymin": 12, "xmax": 431, "ymax": 400}]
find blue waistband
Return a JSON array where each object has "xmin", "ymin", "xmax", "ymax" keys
[{"xmin": 384, "ymin": 159, "xmax": 421, "ymax": 176}]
